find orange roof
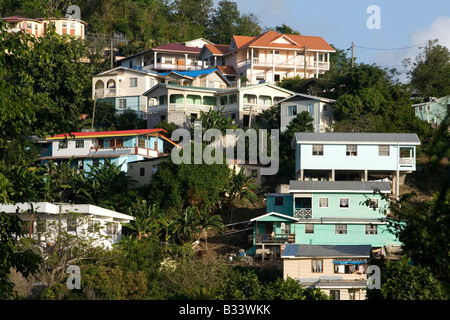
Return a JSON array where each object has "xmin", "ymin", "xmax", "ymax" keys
[
  {"xmin": 204, "ymin": 43, "xmax": 229, "ymax": 55},
  {"xmin": 216, "ymin": 65, "xmax": 237, "ymax": 75},
  {"xmin": 232, "ymin": 30, "xmax": 335, "ymax": 52}
]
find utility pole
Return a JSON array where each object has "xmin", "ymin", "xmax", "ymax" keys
[
  {"xmin": 351, "ymin": 41, "xmax": 354, "ymax": 67},
  {"xmin": 110, "ymin": 36, "xmax": 113, "ymax": 69}
]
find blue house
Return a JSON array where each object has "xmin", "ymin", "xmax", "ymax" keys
[
  {"xmin": 38, "ymin": 128, "xmax": 177, "ymax": 173},
  {"xmin": 294, "ymin": 132, "xmax": 421, "ymax": 196}
]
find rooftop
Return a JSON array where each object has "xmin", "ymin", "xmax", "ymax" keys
[
  {"xmin": 294, "ymin": 132, "xmax": 421, "ymax": 145},
  {"xmin": 282, "ymin": 244, "xmax": 372, "ymax": 258},
  {"xmin": 288, "ymin": 180, "xmax": 392, "ymax": 193}
]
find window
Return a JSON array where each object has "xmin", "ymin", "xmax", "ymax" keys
[
  {"xmin": 318, "ymin": 197, "xmax": 329, "ymax": 208},
  {"xmin": 130, "ymin": 78, "xmax": 138, "ymax": 87},
  {"xmin": 312, "ymin": 144, "xmax": 323, "ymax": 156},
  {"xmin": 335, "ymin": 224, "xmax": 347, "ymax": 234},
  {"xmin": 106, "ymin": 222, "xmax": 118, "ymax": 234},
  {"xmin": 229, "ymin": 94, "xmax": 237, "ymax": 104},
  {"xmin": 348, "ymin": 290, "xmax": 357, "ymax": 300},
  {"xmin": 307, "ymin": 104, "xmax": 314, "ymax": 115},
  {"xmin": 330, "ymin": 290, "xmax": 340, "ymax": 300},
  {"xmin": 27, "ymin": 23, "xmax": 32, "ymax": 29},
  {"xmin": 59, "ymin": 140, "xmax": 68, "ymax": 149},
  {"xmin": 118, "ymin": 99, "xmax": 127, "ymax": 109},
  {"xmin": 287, "ymin": 105, "xmax": 297, "ymax": 116},
  {"xmin": 138, "ymin": 138, "xmax": 145, "ymax": 148},
  {"xmin": 305, "ymin": 224, "xmax": 314, "ymax": 234},
  {"xmin": 378, "ymin": 145, "xmax": 390, "ymax": 156},
  {"xmin": 67, "ymin": 218, "xmax": 77, "ymax": 232},
  {"xmin": 339, "ymin": 198, "xmax": 349, "ymax": 208},
  {"xmin": 365, "ymin": 224, "xmax": 377, "ymax": 235},
  {"xmin": 368, "ymin": 198, "xmax": 379, "ymax": 209},
  {"xmin": 140, "ymin": 167, "xmax": 145, "ymax": 176},
  {"xmin": 93, "ymin": 159, "xmax": 100, "ymax": 167},
  {"xmin": 275, "ymin": 197, "xmax": 284, "ymax": 206},
  {"xmin": 75, "ymin": 140, "xmax": 84, "ymax": 148},
  {"xmin": 312, "ymin": 259, "xmax": 323, "ymax": 273},
  {"xmin": 346, "ymin": 144, "xmax": 357, "ymax": 156},
  {"xmin": 88, "ymin": 219, "xmax": 99, "ymax": 232},
  {"xmin": 97, "ymin": 139, "xmax": 104, "ymax": 148}
]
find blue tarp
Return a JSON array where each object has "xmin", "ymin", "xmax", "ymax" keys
[{"xmin": 332, "ymin": 260, "xmax": 366, "ymax": 265}]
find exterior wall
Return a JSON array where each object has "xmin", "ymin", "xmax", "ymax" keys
[
  {"xmin": 283, "ymin": 258, "xmax": 366, "ymax": 280},
  {"xmin": 51, "ymin": 138, "xmax": 93, "ymax": 158},
  {"xmin": 127, "ymin": 157, "xmax": 167, "ymax": 188},
  {"xmin": 280, "ymin": 99, "xmax": 334, "ymax": 133},
  {"xmin": 413, "ymin": 96, "xmax": 449, "ymax": 125},
  {"xmin": 297, "ymin": 143, "xmax": 417, "ymax": 172},
  {"xmin": 266, "ymin": 195, "xmax": 294, "ymax": 215}
]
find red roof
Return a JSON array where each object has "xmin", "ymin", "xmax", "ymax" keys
[
  {"xmin": 48, "ymin": 128, "xmax": 167, "ymax": 139},
  {"xmin": 153, "ymin": 43, "xmax": 202, "ymax": 54},
  {"xmin": 1, "ymin": 16, "xmax": 41, "ymax": 22},
  {"xmin": 216, "ymin": 65, "xmax": 237, "ymax": 75}
]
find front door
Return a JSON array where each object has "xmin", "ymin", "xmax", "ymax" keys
[{"xmin": 265, "ymin": 224, "xmax": 273, "ymax": 235}]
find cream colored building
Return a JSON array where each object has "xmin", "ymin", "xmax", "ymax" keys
[{"xmin": 282, "ymin": 244, "xmax": 371, "ymax": 300}]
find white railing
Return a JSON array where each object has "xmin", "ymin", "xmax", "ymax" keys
[
  {"xmin": 149, "ymin": 63, "xmax": 203, "ymax": 71},
  {"xmin": 399, "ymin": 158, "xmax": 415, "ymax": 166},
  {"xmin": 294, "ymin": 208, "xmax": 312, "ymax": 219},
  {"xmin": 237, "ymin": 58, "xmax": 330, "ymax": 70},
  {"xmin": 242, "ymin": 103, "xmax": 273, "ymax": 113}
]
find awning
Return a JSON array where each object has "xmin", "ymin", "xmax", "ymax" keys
[{"xmin": 332, "ymin": 260, "xmax": 367, "ymax": 265}]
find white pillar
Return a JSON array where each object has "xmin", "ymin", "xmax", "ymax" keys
[
  {"xmin": 184, "ymin": 53, "xmax": 188, "ymax": 70},
  {"xmin": 250, "ymin": 48, "xmax": 254, "ymax": 85},
  {"xmin": 316, "ymin": 52, "xmax": 319, "ymax": 77},
  {"xmin": 294, "ymin": 50, "xmax": 297, "ymax": 76},
  {"xmin": 154, "ymin": 51, "xmax": 157, "ymax": 69}
]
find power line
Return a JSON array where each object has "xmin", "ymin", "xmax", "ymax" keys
[{"xmin": 354, "ymin": 42, "xmax": 428, "ymax": 51}]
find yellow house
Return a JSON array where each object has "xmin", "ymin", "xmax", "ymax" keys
[{"xmin": 282, "ymin": 244, "xmax": 371, "ymax": 300}]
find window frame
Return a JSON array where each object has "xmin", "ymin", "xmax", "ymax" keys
[
  {"xmin": 274, "ymin": 197, "xmax": 284, "ymax": 206},
  {"xmin": 311, "ymin": 259, "xmax": 323, "ymax": 273},
  {"xmin": 130, "ymin": 77, "xmax": 138, "ymax": 87},
  {"xmin": 286, "ymin": 105, "xmax": 297, "ymax": 117},
  {"xmin": 318, "ymin": 197, "xmax": 329, "ymax": 208},
  {"xmin": 305, "ymin": 224, "xmax": 314, "ymax": 234},
  {"xmin": 58, "ymin": 140, "xmax": 68, "ymax": 149},
  {"xmin": 312, "ymin": 144, "xmax": 324, "ymax": 156},
  {"xmin": 346, "ymin": 144, "xmax": 358, "ymax": 156},
  {"xmin": 118, "ymin": 98, "xmax": 127, "ymax": 109},
  {"xmin": 339, "ymin": 197, "xmax": 350, "ymax": 209},
  {"xmin": 365, "ymin": 224, "xmax": 378, "ymax": 235},
  {"xmin": 75, "ymin": 140, "xmax": 84, "ymax": 149},
  {"xmin": 378, "ymin": 145, "xmax": 390, "ymax": 156},
  {"xmin": 335, "ymin": 224, "xmax": 347, "ymax": 234}
]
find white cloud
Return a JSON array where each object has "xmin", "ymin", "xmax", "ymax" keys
[{"xmin": 375, "ymin": 16, "xmax": 450, "ymax": 82}]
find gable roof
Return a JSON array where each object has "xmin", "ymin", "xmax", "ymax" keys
[
  {"xmin": 216, "ymin": 65, "xmax": 237, "ymax": 75},
  {"xmin": 230, "ymin": 30, "xmax": 335, "ymax": 52},
  {"xmin": 282, "ymin": 244, "xmax": 372, "ymax": 258},
  {"xmin": 158, "ymin": 68, "xmax": 232, "ymax": 86},
  {"xmin": 203, "ymin": 43, "xmax": 230, "ymax": 56},
  {"xmin": 152, "ymin": 43, "xmax": 202, "ymax": 54},
  {"xmin": 294, "ymin": 132, "xmax": 421, "ymax": 145},
  {"xmin": 94, "ymin": 66, "xmax": 160, "ymax": 77},
  {"xmin": 277, "ymin": 93, "xmax": 336, "ymax": 104},
  {"xmin": 289, "ymin": 180, "xmax": 392, "ymax": 193},
  {"xmin": 250, "ymin": 212, "xmax": 299, "ymax": 222}
]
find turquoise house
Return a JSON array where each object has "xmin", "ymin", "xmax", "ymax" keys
[
  {"xmin": 412, "ymin": 95, "xmax": 450, "ymax": 127},
  {"xmin": 250, "ymin": 181, "xmax": 401, "ymax": 258}
]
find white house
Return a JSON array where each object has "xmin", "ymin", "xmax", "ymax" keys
[
  {"xmin": 0, "ymin": 202, "xmax": 134, "ymax": 250},
  {"xmin": 92, "ymin": 66, "xmax": 161, "ymax": 118},
  {"xmin": 278, "ymin": 93, "xmax": 335, "ymax": 132}
]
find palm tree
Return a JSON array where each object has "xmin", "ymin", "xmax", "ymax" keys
[
  {"xmin": 226, "ymin": 166, "xmax": 258, "ymax": 224},
  {"xmin": 198, "ymin": 208, "xmax": 224, "ymax": 248}
]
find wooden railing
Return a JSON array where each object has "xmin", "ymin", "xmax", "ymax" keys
[
  {"xmin": 294, "ymin": 208, "xmax": 312, "ymax": 218},
  {"xmin": 253, "ymin": 233, "xmax": 295, "ymax": 244}
]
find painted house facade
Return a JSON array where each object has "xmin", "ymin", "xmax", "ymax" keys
[
  {"xmin": 412, "ymin": 95, "xmax": 450, "ymax": 127},
  {"xmin": 38, "ymin": 129, "xmax": 176, "ymax": 172},
  {"xmin": 250, "ymin": 181, "xmax": 400, "ymax": 258},
  {"xmin": 1, "ymin": 16, "xmax": 86, "ymax": 39},
  {"xmin": 282, "ymin": 244, "xmax": 371, "ymax": 300},
  {"xmin": 294, "ymin": 132, "xmax": 421, "ymax": 196},
  {"xmin": 0, "ymin": 202, "xmax": 134, "ymax": 249},
  {"xmin": 146, "ymin": 81, "xmax": 293, "ymax": 129},
  {"xmin": 198, "ymin": 30, "xmax": 335, "ymax": 85},
  {"xmin": 117, "ymin": 39, "xmax": 212, "ymax": 72},
  {"xmin": 278, "ymin": 93, "xmax": 335, "ymax": 133},
  {"xmin": 92, "ymin": 67, "xmax": 161, "ymax": 118}
]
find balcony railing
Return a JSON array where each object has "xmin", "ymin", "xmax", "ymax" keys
[
  {"xmin": 149, "ymin": 63, "xmax": 203, "ymax": 71},
  {"xmin": 89, "ymin": 146, "xmax": 158, "ymax": 158},
  {"xmin": 399, "ymin": 158, "xmax": 415, "ymax": 166},
  {"xmin": 237, "ymin": 58, "xmax": 330, "ymax": 70},
  {"xmin": 242, "ymin": 103, "xmax": 273, "ymax": 113},
  {"xmin": 94, "ymin": 88, "xmax": 117, "ymax": 98},
  {"xmin": 254, "ymin": 233, "xmax": 295, "ymax": 244},
  {"xmin": 294, "ymin": 208, "xmax": 312, "ymax": 219}
]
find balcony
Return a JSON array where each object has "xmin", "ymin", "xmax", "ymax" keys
[
  {"xmin": 242, "ymin": 103, "xmax": 272, "ymax": 113},
  {"xmin": 94, "ymin": 88, "xmax": 118, "ymax": 98},
  {"xmin": 294, "ymin": 208, "xmax": 312, "ymax": 219},
  {"xmin": 148, "ymin": 63, "xmax": 203, "ymax": 71},
  {"xmin": 89, "ymin": 146, "xmax": 158, "ymax": 158},
  {"xmin": 237, "ymin": 58, "xmax": 330, "ymax": 70},
  {"xmin": 399, "ymin": 157, "xmax": 414, "ymax": 167},
  {"xmin": 254, "ymin": 233, "xmax": 295, "ymax": 244}
]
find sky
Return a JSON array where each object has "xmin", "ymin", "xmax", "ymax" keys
[{"xmin": 225, "ymin": 0, "xmax": 450, "ymax": 82}]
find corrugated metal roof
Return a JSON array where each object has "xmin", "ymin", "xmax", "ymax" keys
[
  {"xmin": 282, "ymin": 244, "xmax": 371, "ymax": 258},
  {"xmin": 289, "ymin": 180, "xmax": 391, "ymax": 193},
  {"xmin": 294, "ymin": 132, "xmax": 421, "ymax": 145}
]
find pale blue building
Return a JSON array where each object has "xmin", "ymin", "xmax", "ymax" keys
[{"xmin": 294, "ymin": 132, "xmax": 421, "ymax": 196}]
